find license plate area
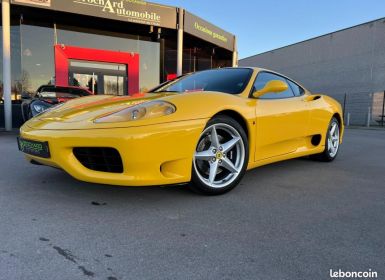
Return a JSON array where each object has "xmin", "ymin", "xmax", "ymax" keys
[{"xmin": 17, "ymin": 137, "xmax": 50, "ymax": 158}]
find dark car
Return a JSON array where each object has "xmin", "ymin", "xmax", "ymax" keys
[{"xmin": 21, "ymin": 85, "xmax": 93, "ymax": 122}]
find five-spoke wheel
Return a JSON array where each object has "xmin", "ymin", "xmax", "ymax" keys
[
  {"xmin": 313, "ymin": 117, "xmax": 341, "ymax": 161},
  {"xmin": 190, "ymin": 115, "xmax": 248, "ymax": 195},
  {"xmin": 327, "ymin": 120, "xmax": 340, "ymax": 158}
]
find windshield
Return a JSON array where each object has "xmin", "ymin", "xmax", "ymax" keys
[
  {"xmin": 153, "ymin": 68, "xmax": 253, "ymax": 94},
  {"xmin": 38, "ymin": 91, "xmax": 79, "ymax": 99},
  {"xmin": 37, "ymin": 86, "xmax": 91, "ymax": 96}
]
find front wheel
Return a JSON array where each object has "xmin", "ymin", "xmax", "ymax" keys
[
  {"xmin": 190, "ymin": 116, "xmax": 249, "ymax": 195},
  {"xmin": 312, "ymin": 117, "xmax": 341, "ymax": 162}
]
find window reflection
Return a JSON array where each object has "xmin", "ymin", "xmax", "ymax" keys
[
  {"xmin": 104, "ymin": 76, "xmax": 124, "ymax": 96},
  {"xmin": 20, "ymin": 24, "xmax": 55, "ymax": 94},
  {"xmin": 71, "ymin": 73, "xmax": 98, "ymax": 94},
  {"xmin": 0, "ymin": 24, "xmax": 23, "ymax": 102},
  {"xmin": 69, "ymin": 60, "xmax": 127, "ymax": 95},
  {"xmin": 18, "ymin": 22, "xmax": 160, "ymax": 97},
  {"xmin": 57, "ymin": 26, "xmax": 160, "ymax": 93}
]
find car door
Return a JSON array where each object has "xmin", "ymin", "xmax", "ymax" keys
[{"xmin": 253, "ymin": 72, "xmax": 310, "ymax": 161}]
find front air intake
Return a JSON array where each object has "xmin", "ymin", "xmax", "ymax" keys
[{"xmin": 73, "ymin": 147, "xmax": 123, "ymax": 173}]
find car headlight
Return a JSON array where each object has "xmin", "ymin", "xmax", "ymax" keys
[
  {"xmin": 33, "ymin": 102, "xmax": 65, "ymax": 118},
  {"xmin": 94, "ymin": 100, "xmax": 176, "ymax": 123},
  {"xmin": 33, "ymin": 103, "xmax": 49, "ymax": 114}
]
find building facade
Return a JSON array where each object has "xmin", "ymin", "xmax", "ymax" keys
[
  {"xmin": 1, "ymin": 0, "xmax": 237, "ymax": 129},
  {"xmin": 240, "ymin": 18, "xmax": 385, "ymax": 126}
]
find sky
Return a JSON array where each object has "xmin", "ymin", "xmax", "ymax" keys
[{"xmin": 158, "ymin": 0, "xmax": 385, "ymax": 59}]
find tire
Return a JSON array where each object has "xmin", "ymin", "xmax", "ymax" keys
[
  {"xmin": 190, "ymin": 115, "xmax": 249, "ymax": 195},
  {"xmin": 312, "ymin": 117, "xmax": 340, "ymax": 162}
]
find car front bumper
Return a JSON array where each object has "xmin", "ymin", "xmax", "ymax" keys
[{"xmin": 19, "ymin": 119, "xmax": 208, "ymax": 186}]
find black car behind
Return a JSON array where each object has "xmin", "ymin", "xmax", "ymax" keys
[{"xmin": 21, "ymin": 85, "xmax": 93, "ymax": 122}]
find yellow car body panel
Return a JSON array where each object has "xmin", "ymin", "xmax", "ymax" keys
[
  {"xmin": 19, "ymin": 67, "xmax": 344, "ymax": 186},
  {"xmin": 21, "ymin": 120, "xmax": 207, "ymax": 186}
]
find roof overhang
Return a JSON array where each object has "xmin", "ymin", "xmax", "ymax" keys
[{"xmin": 10, "ymin": 0, "xmax": 235, "ymax": 51}]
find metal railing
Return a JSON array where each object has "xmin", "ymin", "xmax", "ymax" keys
[{"xmin": 333, "ymin": 91, "xmax": 385, "ymax": 127}]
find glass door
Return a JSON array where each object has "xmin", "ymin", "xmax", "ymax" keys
[
  {"xmin": 104, "ymin": 75, "xmax": 125, "ymax": 96},
  {"xmin": 72, "ymin": 73, "xmax": 98, "ymax": 94},
  {"xmin": 68, "ymin": 60, "xmax": 127, "ymax": 95}
]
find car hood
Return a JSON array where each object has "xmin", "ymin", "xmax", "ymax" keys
[
  {"xmin": 25, "ymin": 93, "xmax": 176, "ymax": 130},
  {"xmin": 23, "ymin": 91, "xmax": 253, "ymax": 130}
]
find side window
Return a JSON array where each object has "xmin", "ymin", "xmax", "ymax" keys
[
  {"xmin": 253, "ymin": 72, "xmax": 295, "ymax": 99},
  {"xmin": 287, "ymin": 79, "xmax": 304, "ymax": 96}
]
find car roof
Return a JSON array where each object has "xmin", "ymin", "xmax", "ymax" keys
[{"xmin": 226, "ymin": 67, "xmax": 308, "ymax": 90}]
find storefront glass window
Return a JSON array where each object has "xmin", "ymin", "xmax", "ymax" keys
[
  {"xmin": 0, "ymin": 21, "xmax": 22, "ymax": 102},
  {"xmin": 57, "ymin": 27, "xmax": 160, "ymax": 93},
  {"xmin": 69, "ymin": 60, "xmax": 127, "ymax": 95},
  {"xmin": 163, "ymin": 37, "xmax": 177, "ymax": 80},
  {"xmin": 20, "ymin": 24, "xmax": 55, "ymax": 94},
  {"xmin": 19, "ymin": 21, "xmax": 160, "ymax": 96}
]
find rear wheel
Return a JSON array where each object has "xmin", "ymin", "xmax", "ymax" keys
[
  {"xmin": 190, "ymin": 116, "xmax": 249, "ymax": 195},
  {"xmin": 313, "ymin": 117, "xmax": 340, "ymax": 162}
]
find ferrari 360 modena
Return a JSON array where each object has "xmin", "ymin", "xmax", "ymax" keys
[{"xmin": 18, "ymin": 67, "xmax": 344, "ymax": 195}]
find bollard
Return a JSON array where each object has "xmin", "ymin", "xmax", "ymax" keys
[{"xmin": 366, "ymin": 107, "xmax": 371, "ymax": 127}]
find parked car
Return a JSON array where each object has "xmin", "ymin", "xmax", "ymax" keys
[
  {"xmin": 18, "ymin": 67, "xmax": 344, "ymax": 195},
  {"xmin": 21, "ymin": 85, "xmax": 93, "ymax": 121}
]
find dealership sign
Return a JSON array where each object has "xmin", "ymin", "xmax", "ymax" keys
[
  {"xmin": 12, "ymin": 0, "xmax": 51, "ymax": 7},
  {"xmin": 11, "ymin": 1, "xmax": 234, "ymax": 50},
  {"xmin": 11, "ymin": 0, "xmax": 177, "ymax": 29},
  {"xmin": 184, "ymin": 11, "xmax": 235, "ymax": 51}
]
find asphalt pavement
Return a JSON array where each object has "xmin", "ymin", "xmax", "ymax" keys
[{"xmin": 0, "ymin": 128, "xmax": 384, "ymax": 280}]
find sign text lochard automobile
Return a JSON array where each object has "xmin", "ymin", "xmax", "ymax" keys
[
  {"xmin": 11, "ymin": 0, "xmax": 177, "ymax": 28},
  {"xmin": 74, "ymin": 0, "xmax": 161, "ymax": 24}
]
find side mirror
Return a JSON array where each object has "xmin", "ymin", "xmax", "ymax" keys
[{"xmin": 253, "ymin": 80, "xmax": 288, "ymax": 98}]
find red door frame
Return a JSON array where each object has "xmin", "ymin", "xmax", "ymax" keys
[{"xmin": 54, "ymin": 45, "xmax": 139, "ymax": 95}]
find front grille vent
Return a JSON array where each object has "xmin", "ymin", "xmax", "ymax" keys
[{"xmin": 73, "ymin": 147, "xmax": 123, "ymax": 173}]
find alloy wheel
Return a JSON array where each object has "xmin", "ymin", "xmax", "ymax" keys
[
  {"xmin": 193, "ymin": 123, "xmax": 245, "ymax": 189},
  {"xmin": 328, "ymin": 120, "xmax": 340, "ymax": 157}
]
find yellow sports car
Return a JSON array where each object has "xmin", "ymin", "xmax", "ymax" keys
[{"xmin": 18, "ymin": 67, "xmax": 344, "ymax": 195}]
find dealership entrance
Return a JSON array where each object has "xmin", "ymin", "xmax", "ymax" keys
[
  {"xmin": 54, "ymin": 45, "xmax": 139, "ymax": 95},
  {"xmin": 69, "ymin": 60, "xmax": 128, "ymax": 95}
]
